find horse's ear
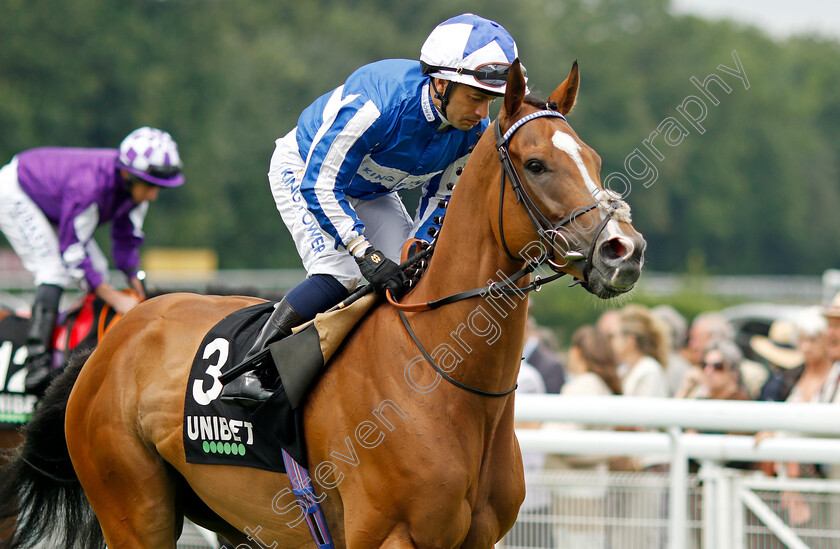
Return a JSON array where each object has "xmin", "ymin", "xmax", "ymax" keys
[
  {"xmin": 502, "ymin": 59, "xmax": 526, "ymax": 124},
  {"xmin": 548, "ymin": 60, "xmax": 579, "ymax": 115}
]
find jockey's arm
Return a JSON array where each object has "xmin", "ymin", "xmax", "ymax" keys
[
  {"xmin": 57, "ymin": 198, "xmax": 109, "ymax": 293},
  {"xmin": 297, "ymin": 99, "xmax": 385, "ymax": 253},
  {"xmin": 128, "ymin": 276, "xmax": 147, "ymax": 301}
]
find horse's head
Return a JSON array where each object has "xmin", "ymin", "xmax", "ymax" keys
[{"xmin": 494, "ymin": 60, "xmax": 646, "ymax": 298}]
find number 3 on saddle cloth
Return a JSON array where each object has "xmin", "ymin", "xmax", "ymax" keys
[
  {"xmin": 183, "ymin": 295, "xmax": 377, "ymax": 549},
  {"xmin": 183, "ymin": 238, "xmax": 429, "ymax": 473},
  {"xmin": 182, "ymin": 292, "xmax": 378, "ymax": 469},
  {"xmin": 0, "ymin": 294, "xmax": 120, "ymax": 426}
]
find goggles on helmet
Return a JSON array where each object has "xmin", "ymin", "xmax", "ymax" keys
[
  {"xmin": 422, "ymin": 62, "xmax": 524, "ymax": 88},
  {"xmin": 145, "ymin": 163, "xmax": 183, "ymax": 179}
]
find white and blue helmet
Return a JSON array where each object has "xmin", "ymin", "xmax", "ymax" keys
[
  {"xmin": 420, "ymin": 13, "xmax": 524, "ymax": 95},
  {"xmin": 118, "ymin": 127, "xmax": 184, "ymax": 187}
]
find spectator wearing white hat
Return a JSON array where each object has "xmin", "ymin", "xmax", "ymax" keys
[
  {"xmin": 753, "ymin": 320, "xmax": 805, "ymax": 402},
  {"xmin": 678, "ymin": 311, "xmax": 768, "ymax": 399},
  {"xmin": 821, "ymin": 293, "xmax": 840, "ymax": 518},
  {"xmin": 824, "ymin": 292, "xmax": 840, "ymax": 366},
  {"xmin": 786, "ymin": 308, "xmax": 837, "ymax": 405}
]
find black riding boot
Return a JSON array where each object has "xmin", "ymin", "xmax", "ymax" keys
[
  {"xmin": 23, "ymin": 284, "xmax": 63, "ymax": 396},
  {"xmin": 220, "ymin": 298, "xmax": 306, "ymax": 408}
]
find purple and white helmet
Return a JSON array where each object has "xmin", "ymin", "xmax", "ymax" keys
[
  {"xmin": 118, "ymin": 127, "xmax": 184, "ymax": 187},
  {"xmin": 420, "ymin": 13, "xmax": 525, "ymax": 95}
]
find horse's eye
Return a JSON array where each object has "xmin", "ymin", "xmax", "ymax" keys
[{"xmin": 525, "ymin": 160, "xmax": 546, "ymax": 174}]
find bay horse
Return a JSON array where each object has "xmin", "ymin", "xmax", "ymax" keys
[{"xmin": 0, "ymin": 60, "xmax": 645, "ymax": 548}]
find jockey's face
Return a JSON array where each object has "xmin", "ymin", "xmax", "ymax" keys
[
  {"xmin": 432, "ymin": 79, "xmax": 496, "ymax": 131},
  {"xmin": 129, "ymin": 179, "xmax": 161, "ymax": 203}
]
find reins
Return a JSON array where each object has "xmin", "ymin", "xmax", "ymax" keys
[
  {"xmin": 389, "ymin": 263, "xmax": 565, "ymax": 398},
  {"xmin": 384, "ymin": 256, "xmax": 564, "ymax": 313},
  {"xmin": 396, "ymin": 308, "xmax": 517, "ymax": 397}
]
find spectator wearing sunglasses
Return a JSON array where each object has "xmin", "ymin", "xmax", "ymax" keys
[
  {"xmin": 679, "ymin": 339, "xmax": 752, "ymax": 548},
  {"xmin": 677, "ymin": 312, "xmax": 767, "ymax": 399},
  {"xmin": 692, "ymin": 339, "xmax": 750, "ymax": 401},
  {"xmin": 678, "ymin": 340, "xmax": 752, "ymax": 462},
  {"xmin": 0, "ymin": 127, "xmax": 184, "ymax": 395},
  {"xmin": 223, "ymin": 13, "xmax": 525, "ymax": 406}
]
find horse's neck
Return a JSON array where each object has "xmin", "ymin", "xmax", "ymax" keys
[
  {"xmin": 419, "ymin": 138, "xmax": 514, "ymax": 291},
  {"xmin": 407, "ymin": 149, "xmax": 529, "ymax": 399}
]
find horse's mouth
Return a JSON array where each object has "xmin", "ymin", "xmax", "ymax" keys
[
  {"xmin": 586, "ymin": 280, "xmax": 631, "ymax": 299},
  {"xmin": 581, "ymin": 263, "xmax": 641, "ymax": 299},
  {"xmin": 596, "ymin": 284, "xmax": 632, "ymax": 299}
]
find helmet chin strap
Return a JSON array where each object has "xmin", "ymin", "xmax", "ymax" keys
[{"xmin": 432, "ymin": 79, "xmax": 455, "ymax": 123}]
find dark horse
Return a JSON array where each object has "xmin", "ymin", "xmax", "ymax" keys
[
  {"xmin": 0, "ymin": 61, "xmax": 645, "ymax": 548},
  {"xmin": 0, "ymin": 292, "xmax": 126, "ymax": 445}
]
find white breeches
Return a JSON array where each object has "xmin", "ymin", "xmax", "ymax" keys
[
  {"xmin": 269, "ymin": 130, "xmax": 413, "ymax": 290},
  {"xmin": 0, "ymin": 157, "xmax": 108, "ymax": 289}
]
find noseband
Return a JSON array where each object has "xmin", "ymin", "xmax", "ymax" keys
[{"xmin": 494, "ymin": 109, "xmax": 615, "ymax": 289}]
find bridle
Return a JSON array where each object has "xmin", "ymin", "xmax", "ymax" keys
[
  {"xmin": 494, "ymin": 108, "xmax": 615, "ymax": 290},
  {"xmin": 385, "ymin": 108, "xmax": 626, "ymax": 398}
]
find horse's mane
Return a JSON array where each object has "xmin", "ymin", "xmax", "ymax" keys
[{"xmin": 523, "ymin": 95, "xmax": 552, "ymax": 109}]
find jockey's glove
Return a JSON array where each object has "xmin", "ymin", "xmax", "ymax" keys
[{"xmin": 355, "ymin": 248, "xmax": 409, "ymax": 299}]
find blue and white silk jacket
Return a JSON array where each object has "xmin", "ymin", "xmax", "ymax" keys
[{"xmin": 294, "ymin": 59, "xmax": 488, "ymax": 249}]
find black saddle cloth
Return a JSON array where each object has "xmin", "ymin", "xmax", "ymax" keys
[
  {"xmin": 182, "ymin": 302, "xmax": 308, "ymax": 473},
  {"xmin": 0, "ymin": 314, "xmax": 36, "ymax": 427}
]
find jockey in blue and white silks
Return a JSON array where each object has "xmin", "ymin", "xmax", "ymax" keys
[
  {"xmin": 222, "ymin": 13, "xmax": 524, "ymax": 407},
  {"xmin": 271, "ymin": 58, "xmax": 486, "ymax": 289}
]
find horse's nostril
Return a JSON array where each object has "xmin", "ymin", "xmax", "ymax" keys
[{"xmin": 602, "ymin": 238, "xmax": 628, "ymax": 261}]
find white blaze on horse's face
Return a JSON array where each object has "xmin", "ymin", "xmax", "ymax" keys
[
  {"xmin": 551, "ymin": 131, "xmax": 600, "ymax": 200},
  {"xmin": 550, "ymin": 130, "xmax": 636, "ymax": 266}
]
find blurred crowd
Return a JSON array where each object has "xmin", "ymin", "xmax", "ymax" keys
[{"xmin": 508, "ymin": 293, "xmax": 840, "ymax": 548}]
